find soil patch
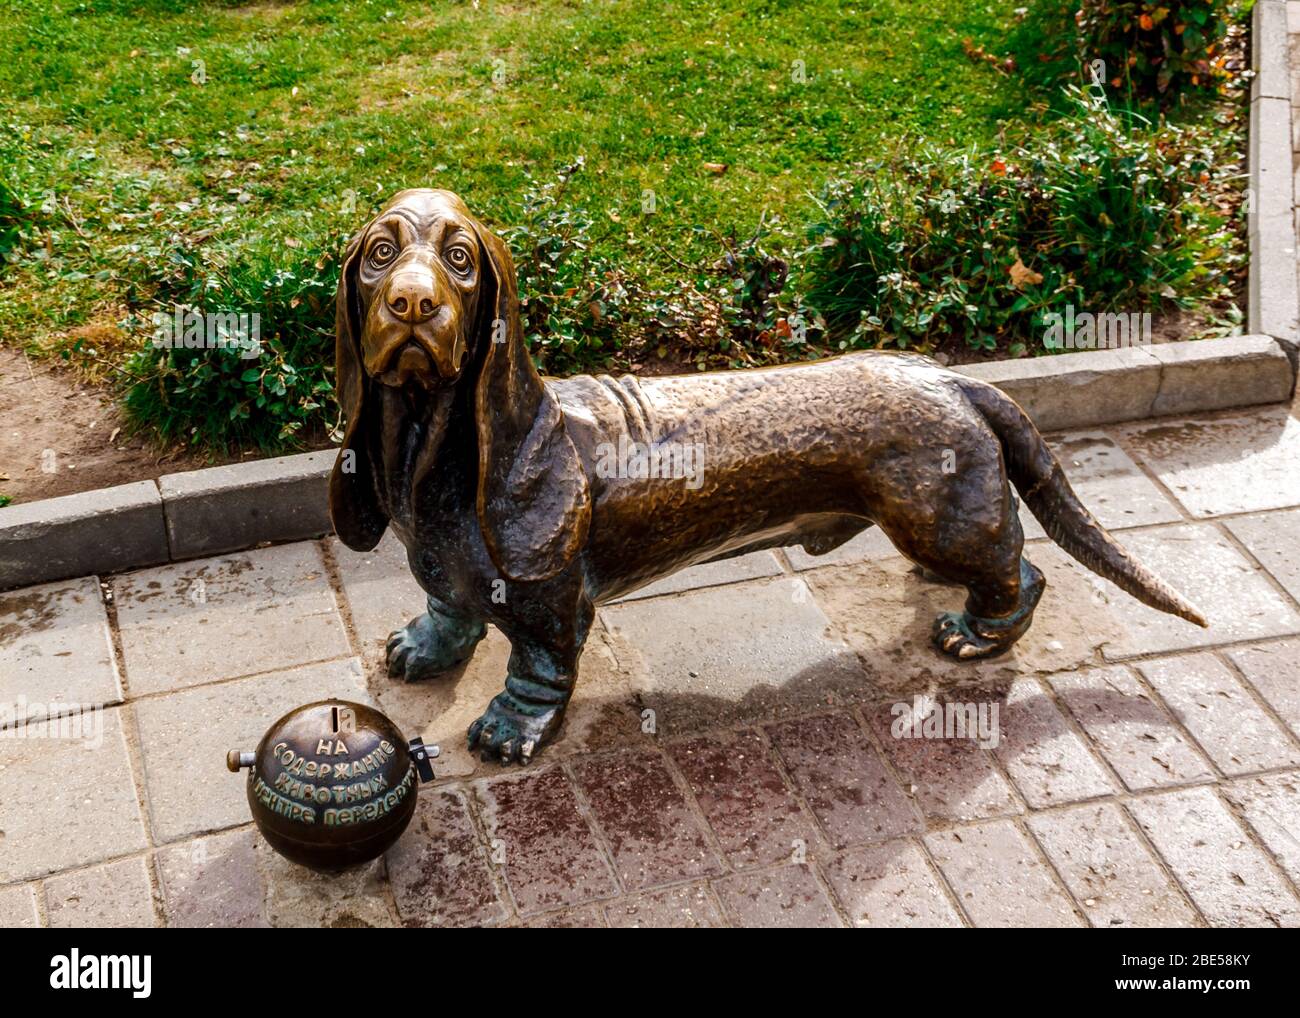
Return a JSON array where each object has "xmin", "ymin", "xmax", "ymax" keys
[{"xmin": 1, "ymin": 347, "xmax": 245, "ymax": 505}]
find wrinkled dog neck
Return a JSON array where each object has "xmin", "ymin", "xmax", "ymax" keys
[{"xmin": 373, "ymin": 382, "xmax": 463, "ymax": 526}]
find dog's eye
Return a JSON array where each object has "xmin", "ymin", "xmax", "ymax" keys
[
  {"xmin": 445, "ymin": 245, "xmax": 472, "ymax": 272},
  {"xmin": 370, "ymin": 241, "xmax": 397, "ymax": 267}
]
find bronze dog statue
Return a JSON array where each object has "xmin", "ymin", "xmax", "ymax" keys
[{"xmin": 329, "ymin": 189, "xmax": 1206, "ymax": 764}]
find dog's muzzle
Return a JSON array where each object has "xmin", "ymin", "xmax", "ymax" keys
[{"xmin": 363, "ymin": 265, "xmax": 467, "ymax": 387}]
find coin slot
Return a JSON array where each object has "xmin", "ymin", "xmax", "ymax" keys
[{"xmin": 331, "ymin": 706, "xmax": 339, "ymax": 734}]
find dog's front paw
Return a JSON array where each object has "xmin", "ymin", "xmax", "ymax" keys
[
  {"xmin": 386, "ymin": 611, "xmax": 485, "ymax": 682},
  {"xmin": 467, "ymin": 692, "xmax": 563, "ymax": 765}
]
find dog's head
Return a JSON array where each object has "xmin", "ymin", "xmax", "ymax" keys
[
  {"xmin": 339, "ymin": 188, "xmax": 482, "ymax": 392},
  {"xmin": 330, "ymin": 188, "xmax": 590, "ymax": 583}
]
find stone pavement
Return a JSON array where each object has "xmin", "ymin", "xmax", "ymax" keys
[{"xmin": 3, "ymin": 401, "xmax": 1300, "ymax": 928}]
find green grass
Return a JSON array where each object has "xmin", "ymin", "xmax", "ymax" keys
[
  {"xmin": 0, "ymin": 0, "xmax": 1031, "ymax": 358},
  {"xmin": 0, "ymin": 0, "xmax": 1247, "ymax": 457}
]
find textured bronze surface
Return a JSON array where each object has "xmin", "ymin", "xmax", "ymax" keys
[
  {"xmin": 329, "ymin": 189, "xmax": 1206, "ymax": 765},
  {"xmin": 232, "ymin": 700, "xmax": 420, "ymax": 870}
]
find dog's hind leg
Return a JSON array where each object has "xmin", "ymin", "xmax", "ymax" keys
[
  {"xmin": 386, "ymin": 594, "xmax": 486, "ymax": 682},
  {"xmin": 931, "ymin": 556, "xmax": 1046, "ymax": 659},
  {"xmin": 879, "ymin": 490, "xmax": 1045, "ymax": 660}
]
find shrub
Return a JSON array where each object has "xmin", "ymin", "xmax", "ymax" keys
[
  {"xmin": 797, "ymin": 86, "xmax": 1234, "ymax": 354},
  {"xmin": 502, "ymin": 158, "xmax": 638, "ymax": 375},
  {"xmin": 1074, "ymin": 1, "xmax": 1230, "ymax": 97},
  {"xmin": 636, "ymin": 219, "xmax": 796, "ymax": 358},
  {"xmin": 113, "ymin": 81, "xmax": 1244, "ymax": 453},
  {"xmin": 505, "ymin": 162, "xmax": 806, "ymax": 371},
  {"xmin": 121, "ymin": 237, "xmax": 343, "ymax": 452}
]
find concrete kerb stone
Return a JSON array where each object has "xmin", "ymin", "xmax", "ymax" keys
[{"xmin": 157, "ymin": 449, "xmax": 334, "ymax": 559}]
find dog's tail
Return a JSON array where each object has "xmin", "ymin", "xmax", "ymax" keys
[{"xmin": 959, "ymin": 377, "xmax": 1208, "ymax": 628}]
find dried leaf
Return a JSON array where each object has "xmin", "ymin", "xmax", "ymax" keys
[{"xmin": 1008, "ymin": 251, "xmax": 1043, "ymax": 289}]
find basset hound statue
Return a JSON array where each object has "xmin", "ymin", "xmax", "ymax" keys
[{"xmin": 329, "ymin": 189, "xmax": 1205, "ymax": 764}]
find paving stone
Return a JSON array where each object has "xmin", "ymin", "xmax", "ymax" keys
[
  {"xmin": 0, "ymin": 707, "xmax": 146, "ymax": 882},
  {"xmin": 806, "ymin": 545, "xmax": 1126, "ymax": 698},
  {"xmin": 328, "ymin": 532, "xmax": 424, "ymax": 665},
  {"xmin": 157, "ymin": 827, "xmax": 268, "ymax": 928},
  {"xmin": 474, "ymin": 765, "xmax": 618, "ymax": 915},
  {"xmin": 784, "ymin": 526, "xmax": 901, "ymax": 570},
  {"xmin": 765, "ymin": 712, "xmax": 919, "ymax": 848},
  {"xmin": 1222, "ymin": 772, "xmax": 1300, "ymax": 885},
  {"xmin": 1099, "ymin": 524, "xmax": 1300, "ymax": 658},
  {"xmin": 1027, "ymin": 803, "xmax": 1198, "ymax": 928},
  {"xmin": 1137, "ymin": 653, "xmax": 1300, "ymax": 776},
  {"xmin": 377, "ymin": 625, "xmax": 642, "ymax": 781},
  {"xmin": 924, "ymin": 820, "xmax": 1084, "ymax": 927},
  {"xmin": 134, "ymin": 657, "xmax": 371, "ymax": 842},
  {"xmin": 45, "ymin": 856, "xmax": 157, "ymax": 928},
  {"xmin": 259, "ymin": 847, "xmax": 395, "ymax": 928},
  {"xmin": 821, "ymin": 840, "xmax": 963, "ymax": 928},
  {"xmin": 0, "ymin": 884, "xmax": 40, "ymax": 928},
  {"xmin": 667, "ymin": 729, "xmax": 814, "ymax": 868},
  {"xmin": 1227, "ymin": 638, "xmax": 1300, "ymax": 740},
  {"xmin": 1048, "ymin": 666, "xmax": 1213, "ymax": 791},
  {"xmin": 1226, "ymin": 508, "xmax": 1300, "ymax": 603},
  {"xmin": 862, "ymin": 700, "xmax": 1019, "ymax": 822},
  {"xmin": 712, "ymin": 864, "xmax": 842, "ymax": 928},
  {"xmin": 1119, "ymin": 410, "xmax": 1300, "ymax": 518},
  {"xmin": 1017, "ymin": 431, "xmax": 1182, "ymax": 541},
  {"xmin": 993, "ymin": 677, "xmax": 1116, "ymax": 808},
  {"xmin": 386, "ymin": 787, "xmax": 507, "ymax": 928},
  {"xmin": 602, "ymin": 576, "xmax": 868, "ymax": 734},
  {"xmin": 1128, "ymin": 787, "xmax": 1300, "ymax": 927},
  {"xmin": 570, "ymin": 750, "xmax": 722, "ymax": 891},
  {"xmin": 0, "ymin": 577, "xmax": 122, "ymax": 728},
  {"xmin": 603, "ymin": 883, "xmax": 725, "ymax": 928},
  {"xmin": 527, "ymin": 905, "xmax": 606, "ymax": 928},
  {"xmin": 114, "ymin": 541, "xmax": 349, "ymax": 695},
  {"xmin": 610, "ymin": 550, "xmax": 783, "ymax": 602}
]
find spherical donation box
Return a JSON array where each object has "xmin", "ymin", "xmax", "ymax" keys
[{"xmin": 227, "ymin": 700, "xmax": 438, "ymax": 871}]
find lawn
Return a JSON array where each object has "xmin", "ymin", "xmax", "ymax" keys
[
  {"xmin": 0, "ymin": 0, "xmax": 1031, "ymax": 351},
  {"xmin": 0, "ymin": 0, "xmax": 1248, "ymax": 456}
]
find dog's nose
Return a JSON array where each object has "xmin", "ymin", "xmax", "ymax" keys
[{"xmin": 385, "ymin": 272, "xmax": 440, "ymax": 324}]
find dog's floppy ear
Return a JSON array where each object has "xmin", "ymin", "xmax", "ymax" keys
[
  {"xmin": 329, "ymin": 228, "xmax": 390, "ymax": 551},
  {"xmin": 470, "ymin": 219, "xmax": 591, "ymax": 582}
]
